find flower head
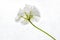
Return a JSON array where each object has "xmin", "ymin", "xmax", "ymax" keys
[{"xmin": 15, "ymin": 5, "xmax": 40, "ymax": 25}]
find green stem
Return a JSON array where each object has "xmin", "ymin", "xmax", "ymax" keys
[{"xmin": 29, "ymin": 20, "xmax": 56, "ymax": 40}]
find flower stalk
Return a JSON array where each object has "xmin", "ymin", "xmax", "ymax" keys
[{"xmin": 28, "ymin": 20, "xmax": 56, "ymax": 40}]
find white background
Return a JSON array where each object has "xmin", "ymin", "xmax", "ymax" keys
[{"xmin": 0, "ymin": 0, "xmax": 60, "ymax": 40}]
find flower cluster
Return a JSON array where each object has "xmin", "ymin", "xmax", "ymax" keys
[{"xmin": 16, "ymin": 5, "xmax": 40, "ymax": 25}]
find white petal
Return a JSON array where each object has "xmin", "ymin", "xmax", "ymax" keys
[
  {"xmin": 31, "ymin": 6, "xmax": 40, "ymax": 17},
  {"xmin": 21, "ymin": 20, "xmax": 28, "ymax": 25},
  {"xmin": 15, "ymin": 16, "xmax": 21, "ymax": 22},
  {"xmin": 31, "ymin": 16, "xmax": 40, "ymax": 22},
  {"xmin": 18, "ymin": 9, "xmax": 24, "ymax": 16},
  {"xmin": 23, "ymin": 5, "xmax": 32, "ymax": 14}
]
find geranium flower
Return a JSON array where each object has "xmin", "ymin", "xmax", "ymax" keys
[
  {"xmin": 16, "ymin": 5, "xmax": 40, "ymax": 25},
  {"xmin": 15, "ymin": 4, "xmax": 56, "ymax": 40}
]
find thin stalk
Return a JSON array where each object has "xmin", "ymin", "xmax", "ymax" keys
[{"xmin": 29, "ymin": 20, "xmax": 56, "ymax": 40}]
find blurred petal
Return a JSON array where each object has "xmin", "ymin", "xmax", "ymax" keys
[
  {"xmin": 31, "ymin": 16, "xmax": 40, "ymax": 22},
  {"xmin": 23, "ymin": 5, "xmax": 32, "ymax": 14},
  {"xmin": 21, "ymin": 20, "xmax": 28, "ymax": 25},
  {"xmin": 18, "ymin": 9, "xmax": 24, "ymax": 16},
  {"xmin": 15, "ymin": 16, "xmax": 21, "ymax": 22},
  {"xmin": 31, "ymin": 6, "xmax": 40, "ymax": 17},
  {"xmin": 15, "ymin": 9, "xmax": 25, "ymax": 22}
]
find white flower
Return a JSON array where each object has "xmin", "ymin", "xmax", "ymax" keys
[
  {"xmin": 15, "ymin": 5, "xmax": 56, "ymax": 40},
  {"xmin": 15, "ymin": 5, "xmax": 40, "ymax": 25}
]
